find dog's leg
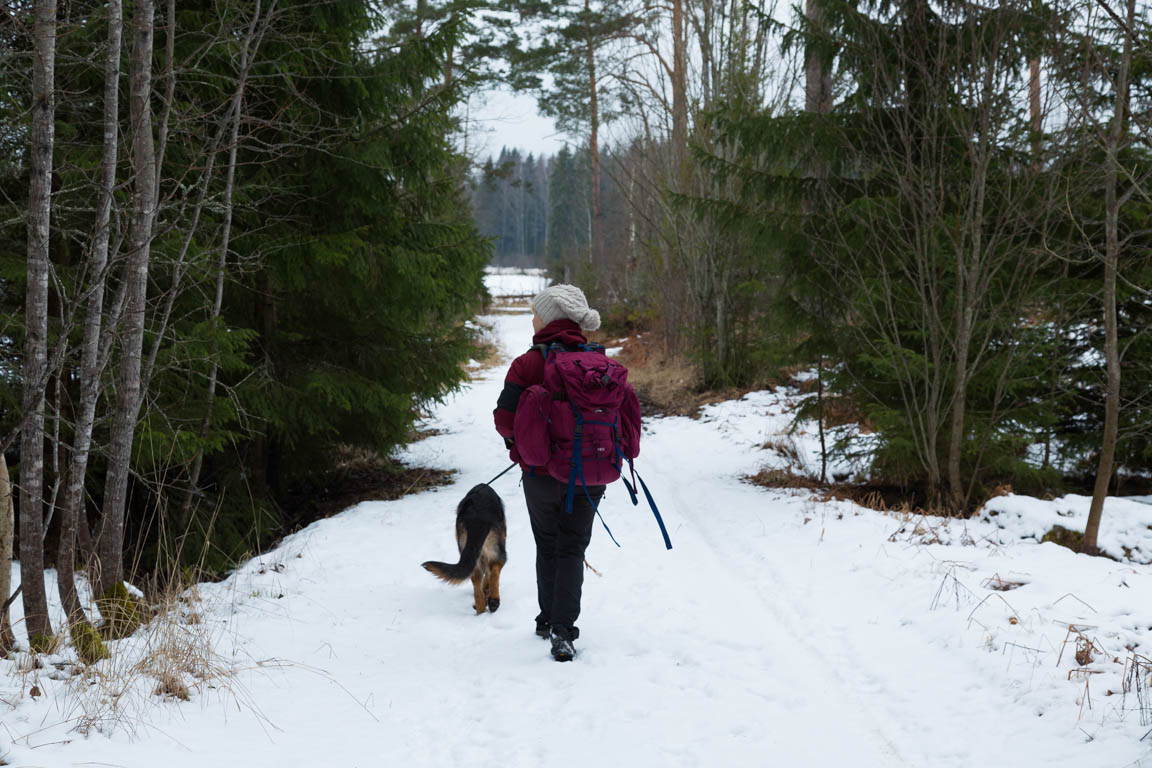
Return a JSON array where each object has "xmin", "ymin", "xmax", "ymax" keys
[
  {"xmin": 471, "ymin": 571, "xmax": 486, "ymax": 614},
  {"xmin": 486, "ymin": 562, "xmax": 502, "ymax": 613}
]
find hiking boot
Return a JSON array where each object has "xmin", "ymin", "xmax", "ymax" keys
[
  {"xmin": 535, "ymin": 621, "xmax": 550, "ymax": 639},
  {"xmin": 549, "ymin": 627, "xmax": 576, "ymax": 662}
]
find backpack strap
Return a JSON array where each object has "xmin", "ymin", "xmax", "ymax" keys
[
  {"xmin": 615, "ymin": 445, "xmax": 673, "ymax": 550},
  {"xmin": 533, "ymin": 341, "xmax": 570, "ymax": 361},
  {"xmin": 564, "ymin": 409, "xmax": 621, "ymax": 548}
]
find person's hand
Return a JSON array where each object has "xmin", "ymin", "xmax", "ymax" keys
[{"xmin": 503, "ymin": 437, "xmax": 515, "ymax": 450}]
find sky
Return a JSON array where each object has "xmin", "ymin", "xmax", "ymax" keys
[{"xmin": 463, "ymin": 87, "xmax": 568, "ymax": 160}]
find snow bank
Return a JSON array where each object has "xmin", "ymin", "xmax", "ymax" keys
[{"xmin": 981, "ymin": 493, "xmax": 1152, "ymax": 563}]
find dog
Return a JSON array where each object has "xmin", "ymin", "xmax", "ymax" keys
[{"xmin": 422, "ymin": 483, "xmax": 508, "ymax": 614}]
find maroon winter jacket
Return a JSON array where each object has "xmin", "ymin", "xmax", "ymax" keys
[{"xmin": 493, "ymin": 318, "xmax": 588, "ymax": 468}]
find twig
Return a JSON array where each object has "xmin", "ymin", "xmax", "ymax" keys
[{"xmin": 1052, "ymin": 593, "xmax": 1097, "ymax": 614}]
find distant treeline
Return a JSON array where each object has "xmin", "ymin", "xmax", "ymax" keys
[{"xmin": 471, "ymin": 146, "xmax": 588, "ymax": 270}]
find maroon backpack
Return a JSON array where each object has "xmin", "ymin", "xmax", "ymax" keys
[{"xmin": 513, "ymin": 342, "xmax": 671, "ymax": 549}]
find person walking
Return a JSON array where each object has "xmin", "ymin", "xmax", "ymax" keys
[{"xmin": 493, "ymin": 285, "xmax": 605, "ymax": 662}]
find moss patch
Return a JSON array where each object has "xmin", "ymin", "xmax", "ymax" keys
[
  {"xmin": 1041, "ymin": 525, "xmax": 1085, "ymax": 552},
  {"xmin": 97, "ymin": 582, "xmax": 145, "ymax": 640},
  {"xmin": 29, "ymin": 632, "xmax": 59, "ymax": 655},
  {"xmin": 70, "ymin": 620, "xmax": 110, "ymax": 664}
]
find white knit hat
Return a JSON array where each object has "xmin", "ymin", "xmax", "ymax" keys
[{"xmin": 531, "ymin": 284, "xmax": 601, "ymax": 331}]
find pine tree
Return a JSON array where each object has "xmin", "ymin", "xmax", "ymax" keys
[
  {"xmin": 547, "ymin": 145, "xmax": 591, "ymax": 280},
  {"xmin": 697, "ymin": 0, "xmax": 1065, "ymax": 507}
]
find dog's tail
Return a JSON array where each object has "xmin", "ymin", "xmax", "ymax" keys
[{"xmin": 422, "ymin": 519, "xmax": 491, "ymax": 584}]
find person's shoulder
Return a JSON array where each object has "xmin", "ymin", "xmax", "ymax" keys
[{"xmin": 506, "ymin": 345, "xmax": 545, "ymax": 385}]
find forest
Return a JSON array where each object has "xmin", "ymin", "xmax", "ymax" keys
[
  {"xmin": 468, "ymin": 0, "xmax": 1151, "ymax": 535},
  {"xmin": 0, "ymin": 0, "xmax": 1149, "ymax": 662},
  {"xmin": 1, "ymin": 0, "xmax": 490, "ymax": 655}
]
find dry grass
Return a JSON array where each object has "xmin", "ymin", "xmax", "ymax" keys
[
  {"xmin": 3, "ymin": 571, "xmax": 263, "ymax": 739},
  {"xmin": 981, "ymin": 573, "xmax": 1028, "ymax": 592},
  {"xmin": 745, "ymin": 468, "xmax": 824, "ymax": 491},
  {"xmin": 465, "ymin": 319, "xmax": 505, "ymax": 376},
  {"xmin": 604, "ymin": 332, "xmax": 742, "ymax": 418},
  {"xmin": 819, "ymin": 396, "xmax": 866, "ymax": 431},
  {"xmin": 762, "ymin": 439, "xmax": 801, "ymax": 464}
]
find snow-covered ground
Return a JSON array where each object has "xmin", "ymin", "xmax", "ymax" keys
[
  {"xmin": 3, "ymin": 273, "xmax": 1152, "ymax": 767},
  {"xmin": 485, "ymin": 266, "xmax": 549, "ymax": 298}
]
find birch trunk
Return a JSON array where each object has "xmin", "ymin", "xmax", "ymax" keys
[
  {"xmin": 59, "ymin": 0, "xmax": 123, "ymax": 624},
  {"xmin": 20, "ymin": 0, "xmax": 58, "ymax": 647},
  {"xmin": 1029, "ymin": 57, "xmax": 1042, "ymax": 160},
  {"xmin": 0, "ymin": 455, "xmax": 15, "ymax": 651},
  {"xmin": 98, "ymin": 0, "xmax": 158, "ymax": 599},
  {"xmin": 1084, "ymin": 0, "xmax": 1135, "ymax": 555}
]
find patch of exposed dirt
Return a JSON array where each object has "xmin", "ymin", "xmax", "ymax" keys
[
  {"xmin": 281, "ymin": 445, "xmax": 456, "ymax": 529},
  {"xmin": 744, "ymin": 468, "xmax": 825, "ymax": 491}
]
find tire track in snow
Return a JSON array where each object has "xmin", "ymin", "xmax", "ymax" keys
[{"xmin": 633, "ymin": 447, "xmax": 913, "ymax": 767}]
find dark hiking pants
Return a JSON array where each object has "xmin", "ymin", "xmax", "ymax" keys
[{"xmin": 522, "ymin": 471, "xmax": 605, "ymax": 637}]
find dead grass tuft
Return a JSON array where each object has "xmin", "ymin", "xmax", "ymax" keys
[
  {"xmin": 152, "ymin": 670, "xmax": 190, "ymax": 701},
  {"xmin": 465, "ymin": 320, "xmax": 505, "ymax": 376},
  {"xmin": 604, "ymin": 332, "xmax": 742, "ymax": 418},
  {"xmin": 761, "ymin": 439, "xmax": 801, "ymax": 464},
  {"xmin": 745, "ymin": 468, "xmax": 823, "ymax": 491},
  {"xmin": 981, "ymin": 574, "xmax": 1028, "ymax": 592},
  {"xmin": 819, "ymin": 396, "xmax": 865, "ymax": 430},
  {"xmin": 2, "ymin": 566, "xmax": 263, "ymax": 739}
]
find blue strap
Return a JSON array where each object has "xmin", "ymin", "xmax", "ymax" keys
[
  {"xmin": 633, "ymin": 468, "xmax": 672, "ymax": 550},
  {"xmin": 564, "ymin": 410, "xmax": 620, "ymax": 546},
  {"xmin": 620, "ymin": 473, "xmax": 639, "ymax": 505},
  {"xmin": 564, "ymin": 453, "xmax": 578, "ymax": 516},
  {"xmin": 614, "ymin": 446, "xmax": 672, "ymax": 550},
  {"xmin": 564, "ymin": 410, "xmax": 583, "ymax": 515},
  {"xmin": 573, "ymin": 449, "xmax": 621, "ymax": 547}
]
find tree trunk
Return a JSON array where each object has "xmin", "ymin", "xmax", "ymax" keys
[
  {"xmin": 98, "ymin": 0, "xmax": 158, "ymax": 599},
  {"xmin": 1029, "ymin": 57, "xmax": 1041, "ymax": 160},
  {"xmin": 948, "ymin": 305, "xmax": 973, "ymax": 512},
  {"xmin": 1084, "ymin": 0, "xmax": 1135, "ymax": 555},
  {"xmin": 20, "ymin": 0, "xmax": 58, "ymax": 648},
  {"xmin": 154, "ymin": 0, "xmax": 177, "ymax": 181},
  {"xmin": 671, "ymin": 0, "xmax": 689, "ymax": 180},
  {"xmin": 252, "ymin": 268, "xmax": 278, "ymax": 497},
  {"xmin": 0, "ymin": 454, "xmax": 15, "ymax": 651},
  {"xmin": 584, "ymin": 0, "xmax": 602, "ymax": 272},
  {"xmin": 804, "ymin": 0, "xmax": 831, "ymax": 114},
  {"xmin": 60, "ymin": 0, "xmax": 123, "ymax": 625}
]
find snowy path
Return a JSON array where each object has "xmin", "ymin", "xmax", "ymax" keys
[{"xmin": 5, "ymin": 303, "xmax": 1151, "ymax": 767}]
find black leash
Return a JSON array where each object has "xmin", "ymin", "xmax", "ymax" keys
[{"xmin": 486, "ymin": 461, "xmax": 518, "ymax": 486}]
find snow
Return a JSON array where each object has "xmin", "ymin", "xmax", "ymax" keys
[
  {"xmin": 980, "ymin": 493, "xmax": 1152, "ymax": 563},
  {"xmin": 485, "ymin": 266, "xmax": 549, "ymax": 299},
  {"xmin": 4, "ymin": 282, "xmax": 1152, "ymax": 767}
]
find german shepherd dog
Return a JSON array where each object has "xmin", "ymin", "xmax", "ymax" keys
[{"xmin": 422, "ymin": 483, "xmax": 508, "ymax": 614}]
